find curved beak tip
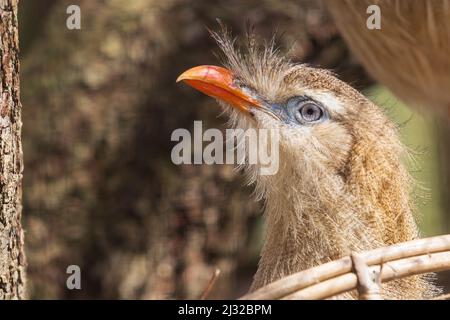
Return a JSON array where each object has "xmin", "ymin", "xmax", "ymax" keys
[{"xmin": 176, "ymin": 73, "xmax": 186, "ymax": 83}]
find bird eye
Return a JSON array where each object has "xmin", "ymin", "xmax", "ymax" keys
[{"xmin": 296, "ymin": 103, "xmax": 324, "ymax": 123}]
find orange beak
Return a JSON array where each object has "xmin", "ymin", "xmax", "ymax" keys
[{"xmin": 176, "ymin": 65, "xmax": 262, "ymax": 114}]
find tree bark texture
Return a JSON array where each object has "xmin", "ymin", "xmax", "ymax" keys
[{"xmin": 0, "ymin": 0, "xmax": 26, "ymax": 300}]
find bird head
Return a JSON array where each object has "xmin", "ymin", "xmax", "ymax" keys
[
  {"xmin": 177, "ymin": 32, "xmax": 411, "ymax": 240},
  {"xmin": 176, "ymin": 33, "xmax": 423, "ymax": 294}
]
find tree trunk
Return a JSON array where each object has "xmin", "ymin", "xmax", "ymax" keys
[{"xmin": 0, "ymin": 0, "xmax": 26, "ymax": 300}]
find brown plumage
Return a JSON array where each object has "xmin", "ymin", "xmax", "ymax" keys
[
  {"xmin": 326, "ymin": 0, "xmax": 450, "ymax": 116},
  {"xmin": 177, "ymin": 31, "xmax": 438, "ymax": 299}
]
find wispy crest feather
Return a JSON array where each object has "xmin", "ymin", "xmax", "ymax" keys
[{"xmin": 210, "ymin": 25, "xmax": 293, "ymax": 100}]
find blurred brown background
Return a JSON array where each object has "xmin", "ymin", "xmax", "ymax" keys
[{"xmin": 18, "ymin": 0, "xmax": 449, "ymax": 299}]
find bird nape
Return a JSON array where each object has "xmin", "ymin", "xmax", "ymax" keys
[{"xmin": 177, "ymin": 32, "xmax": 438, "ymax": 299}]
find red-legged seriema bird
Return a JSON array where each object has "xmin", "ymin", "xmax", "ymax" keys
[{"xmin": 177, "ymin": 31, "xmax": 439, "ymax": 299}]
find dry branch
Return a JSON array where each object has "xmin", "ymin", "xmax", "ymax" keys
[
  {"xmin": 240, "ymin": 234, "xmax": 450, "ymax": 300},
  {"xmin": 200, "ymin": 268, "xmax": 221, "ymax": 300},
  {"xmin": 283, "ymin": 252, "xmax": 450, "ymax": 300}
]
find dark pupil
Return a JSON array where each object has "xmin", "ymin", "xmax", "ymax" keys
[{"xmin": 300, "ymin": 104, "xmax": 322, "ymax": 121}]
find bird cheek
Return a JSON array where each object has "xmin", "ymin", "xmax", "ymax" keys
[
  {"xmin": 313, "ymin": 124, "xmax": 352, "ymax": 170},
  {"xmin": 275, "ymin": 127, "xmax": 312, "ymax": 160}
]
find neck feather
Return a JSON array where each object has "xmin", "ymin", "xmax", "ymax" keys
[{"xmin": 249, "ymin": 119, "xmax": 419, "ymax": 291}]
